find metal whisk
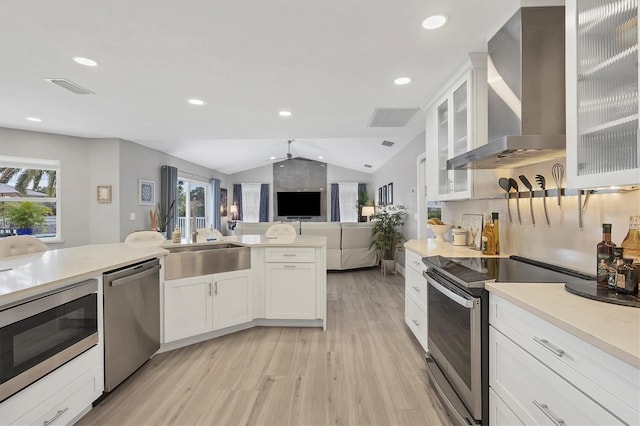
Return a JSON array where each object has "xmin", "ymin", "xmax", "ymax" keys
[{"xmin": 551, "ymin": 163, "xmax": 564, "ymax": 207}]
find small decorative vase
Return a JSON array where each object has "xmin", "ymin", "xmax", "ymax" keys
[{"xmin": 16, "ymin": 228, "xmax": 33, "ymax": 235}]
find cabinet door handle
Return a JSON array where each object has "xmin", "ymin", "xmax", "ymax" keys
[
  {"xmin": 283, "ymin": 265, "xmax": 296, "ymax": 269},
  {"xmin": 208, "ymin": 283, "xmax": 212, "ymax": 296},
  {"xmin": 533, "ymin": 400, "xmax": 565, "ymax": 426},
  {"xmin": 43, "ymin": 407, "xmax": 69, "ymax": 426},
  {"xmin": 413, "ymin": 260, "xmax": 421, "ymax": 266},
  {"xmin": 533, "ymin": 337, "xmax": 565, "ymax": 357},
  {"xmin": 283, "ymin": 253, "xmax": 296, "ymax": 257},
  {"xmin": 412, "ymin": 319, "xmax": 420, "ymax": 326},
  {"xmin": 214, "ymin": 282, "xmax": 218, "ymax": 295},
  {"xmin": 412, "ymin": 286, "xmax": 420, "ymax": 292}
]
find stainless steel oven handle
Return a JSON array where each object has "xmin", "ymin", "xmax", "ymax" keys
[
  {"xmin": 425, "ymin": 273, "xmax": 475, "ymax": 309},
  {"xmin": 533, "ymin": 400, "xmax": 565, "ymax": 425},
  {"xmin": 110, "ymin": 265, "xmax": 161, "ymax": 287}
]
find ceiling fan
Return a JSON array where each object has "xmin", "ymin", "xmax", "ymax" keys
[{"xmin": 269, "ymin": 138, "xmax": 295, "ymax": 161}]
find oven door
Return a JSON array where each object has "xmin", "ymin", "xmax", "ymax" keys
[
  {"xmin": 0, "ymin": 279, "xmax": 98, "ymax": 402},
  {"xmin": 426, "ymin": 271, "xmax": 482, "ymax": 421}
]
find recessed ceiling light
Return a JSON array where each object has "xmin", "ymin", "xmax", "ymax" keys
[
  {"xmin": 26, "ymin": 117, "xmax": 42, "ymax": 122},
  {"xmin": 188, "ymin": 99, "xmax": 206, "ymax": 106},
  {"xmin": 73, "ymin": 57, "xmax": 98, "ymax": 67},
  {"xmin": 269, "ymin": 156, "xmax": 277, "ymax": 160},
  {"xmin": 394, "ymin": 77, "xmax": 411, "ymax": 85},
  {"xmin": 422, "ymin": 14, "xmax": 449, "ymax": 30},
  {"xmin": 318, "ymin": 156, "xmax": 324, "ymax": 160},
  {"xmin": 279, "ymin": 110, "xmax": 292, "ymax": 117}
]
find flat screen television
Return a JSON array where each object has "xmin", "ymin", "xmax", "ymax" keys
[{"xmin": 277, "ymin": 191, "xmax": 321, "ymax": 217}]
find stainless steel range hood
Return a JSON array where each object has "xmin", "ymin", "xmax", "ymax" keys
[{"xmin": 448, "ymin": 6, "xmax": 566, "ymax": 170}]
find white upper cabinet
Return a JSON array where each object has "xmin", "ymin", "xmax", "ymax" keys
[
  {"xmin": 426, "ymin": 54, "xmax": 488, "ymax": 201},
  {"xmin": 566, "ymin": 0, "xmax": 639, "ymax": 188}
]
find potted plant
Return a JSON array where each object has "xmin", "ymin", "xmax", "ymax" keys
[
  {"xmin": 369, "ymin": 204, "xmax": 406, "ymax": 274},
  {"xmin": 3, "ymin": 201, "xmax": 52, "ymax": 235}
]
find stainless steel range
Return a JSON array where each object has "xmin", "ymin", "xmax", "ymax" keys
[{"xmin": 422, "ymin": 255, "xmax": 594, "ymax": 425}]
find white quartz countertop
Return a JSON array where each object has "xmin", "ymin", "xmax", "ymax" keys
[
  {"xmin": 486, "ymin": 282, "xmax": 640, "ymax": 368},
  {"xmin": 0, "ymin": 235, "xmax": 327, "ymax": 309},
  {"xmin": 0, "ymin": 243, "xmax": 167, "ymax": 308},
  {"xmin": 404, "ymin": 238, "xmax": 505, "ymax": 258}
]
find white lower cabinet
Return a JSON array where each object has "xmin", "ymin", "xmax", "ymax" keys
[
  {"xmin": 489, "ymin": 294, "xmax": 639, "ymax": 426},
  {"xmin": 265, "ymin": 262, "xmax": 316, "ymax": 319},
  {"xmin": 212, "ymin": 271, "xmax": 252, "ymax": 330},
  {"xmin": 490, "ymin": 326, "xmax": 623, "ymax": 425},
  {"xmin": 489, "ymin": 388, "xmax": 524, "ymax": 426},
  {"xmin": 0, "ymin": 346, "xmax": 103, "ymax": 426},
  {"xmin": 404, "ymin": 249, "xmax": 428, "ymax": 351},
  {"xmin": 164, "ymin": 275, "xmax": 213, "ymax": 342},
  {"xmin": 164, "ymin": 269, "xmax": 251, "ymax": 342},
  {"xmin": 404, "ymin": 293, "xmax": 428, "ymax": 350}
]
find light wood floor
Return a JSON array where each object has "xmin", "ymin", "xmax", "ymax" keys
[{"xmin": 78, "ymin": 268, "xmax": 452, "ymax": 426}]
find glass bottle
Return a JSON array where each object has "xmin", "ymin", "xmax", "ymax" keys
[
  {"xmin": 481, "ymin": 215, "xmax": 495, "ymax": 255},
  {"xmin": 616, "ymin": 258, "xmax": 639, "ymax": 295},
  {"xmin": 607, "ymin": 247, "xmax": 624, "ymax": 290},
  {"xmin": 492, "ymin": 212, "xmax": 500, "ymax": 255},
  {"xmin": 621, "ymin": 216, "xmax": 640, "ymax": 265},
  {"xmin": 172, "ymin": 226, "xmax": 181, "ymax": 243},
  {"xmin": 596, "ymin": 224, "xmax": 615, "ymax": 287}
]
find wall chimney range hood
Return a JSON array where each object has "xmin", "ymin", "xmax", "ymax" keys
[{"xmin": 448, "ymin": 6, "xmax": 566, "ymax": 170}]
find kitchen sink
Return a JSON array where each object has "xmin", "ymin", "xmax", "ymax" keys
[{"xmin": 165, "ymin": 243, "xmax": 251, "ymax": 280}]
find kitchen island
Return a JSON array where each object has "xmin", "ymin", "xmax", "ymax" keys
[{"xmin": 0, "ymin": 235, "xmax": 327, "ymax": 425}]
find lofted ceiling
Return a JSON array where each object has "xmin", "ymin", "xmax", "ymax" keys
[{"xmin": 0, "ymin": 0, "xmax": 519, "ymax": 175}]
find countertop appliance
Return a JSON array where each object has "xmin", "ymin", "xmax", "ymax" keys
[
  {"xmin": 0, "ymin": 279, "xmax": 98, "ymax": 402},
  {"xmin": 103, "ymin": 258, "xmax": 160, "ymax": 392},
  {"xmin": 422, "ymin": 255, "xmax": 594, "ymax": 425}
]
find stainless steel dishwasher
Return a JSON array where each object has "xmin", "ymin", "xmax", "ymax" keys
[{"xmin": 103, "ymin": 258, "xmax": 161, "ymax": 392}]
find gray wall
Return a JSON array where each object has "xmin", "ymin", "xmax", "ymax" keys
[
  {"xmin": 0, "ymin": 127, "xmax": 92, "ymax": 248},
  {"xmin": 371, "ymin": 131, "xmax": 425, "ymax": 241},
  {"xmin": 118, "ymin": 139, "xmax": 227, "ymax": 241},
  {"xmin": 0, "ymin": 127, "xmax": 228, "ymax": 247}
]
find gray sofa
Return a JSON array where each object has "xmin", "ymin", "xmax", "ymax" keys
[{"xmin": 234, "ymin": 221, "xmax": 377, "ymax": 270}]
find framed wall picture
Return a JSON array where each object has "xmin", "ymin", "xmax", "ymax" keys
[
  {"xmin": 378, "ymin": 187, "xmax": 382, "ymax": 205},
  {"xmin": 382, "ymin": 185, "xmax": 388, "ymax": 205},
  {"xmin": 138, "ymin": 179, "xmax": 155, "ymax": 205},
  {"xmin": 97, "ymin": 185, "xmax": 112, "ymax": 203},
  {"xmin": 220, "ymin": 188, "xmax": 228, "ymax": 216},
  {"xmin": 388, "ymin": 182, "xmax": 393, "ymax": 204}
]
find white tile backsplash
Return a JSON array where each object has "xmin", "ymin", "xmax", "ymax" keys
[{"xmin": 443, "ymin": 190, "xmax": 639, "ymax": 275}]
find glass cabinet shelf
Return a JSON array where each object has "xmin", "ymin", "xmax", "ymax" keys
[{"xmin": 570, "ymin": 0, "xmax": 639, "ymax": 184}]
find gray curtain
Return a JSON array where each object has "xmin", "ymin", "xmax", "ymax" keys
[
  {"xmin": 358, "ymin": 183, "xmax": 367, "ymax": 222},
  {"xmin": 330, "ymin": 183, "xmax": 340, "ymax": 222},
  {"xmin": 210, "ymin": 178, "xmax": 221, "ymax": 231},
  {"xmin": 161, "ymin": 165, "xmax": 178, "ymax": 239},
  {"xmin": 259, "ymin": 184, "xmax": 269, "ymax": 222},
  {"xmin": 232, "ymin": 183, "xmax": 243, "ymax": 221}
]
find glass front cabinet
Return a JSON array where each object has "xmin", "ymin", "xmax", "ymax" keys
[
  {"xmin": 426, "ymin": 54, "xmax": 488, "ymax": 201},
  {"xmin": 566, "ymin": 0, "xmax": 639, "ymax": 188}
]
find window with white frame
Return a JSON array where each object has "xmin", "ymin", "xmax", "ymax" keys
[
  {"xmin": 178, "ymin": 177, "xmax": 211, "ymax": 237},
  {"xmin": 0, "ymin": 156, "xmax": 60, "ymax": 241}
]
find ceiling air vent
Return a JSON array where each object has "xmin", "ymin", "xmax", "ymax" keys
[
  {"xmin": 381, "ymin": 140, "xmax": 395, "ymax": 147},
  {"xmin": 368, "ymin": 107, "xmax": 419, "ymax": 127},
  {"xmin": 44, "ymin": 78, "xmax": 95, "ymax": 95}
]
